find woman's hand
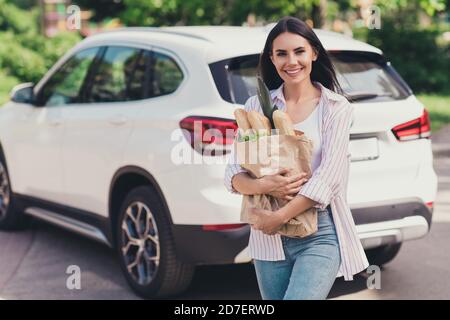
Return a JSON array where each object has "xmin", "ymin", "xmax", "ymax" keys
[
  {"xmin": 259, "ymin": 168, "xmax": 309, "ymax": 200},
  {"xmin": 249, "ymin": 208, "xmax": 284, "ymax": 235}
]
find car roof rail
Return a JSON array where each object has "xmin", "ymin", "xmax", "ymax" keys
[{"xmin": 90, "ymin": 27, "xmax": 212, "ymax": 43}]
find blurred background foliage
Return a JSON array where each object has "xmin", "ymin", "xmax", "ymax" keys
[
  {"xmin": 0, "ymin": 0, "xmax": 448, "ymax": 109},
  {"xmin": 0, "ymin": 0, "xmax": 81, "ymax": 102}
]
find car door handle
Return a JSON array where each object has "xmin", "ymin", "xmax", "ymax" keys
[{"xmin": 109, "ymin": 115, "xmax": 128, "ymax": 126}]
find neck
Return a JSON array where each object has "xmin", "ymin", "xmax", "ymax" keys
[{"xmin": 283, "ymin": 78, "xmax": 317, "ymax": 103}]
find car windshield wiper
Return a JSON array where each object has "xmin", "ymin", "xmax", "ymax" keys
[{"xmin": 345, "ymin": 92, "xmax": 393, "ymax": 102}]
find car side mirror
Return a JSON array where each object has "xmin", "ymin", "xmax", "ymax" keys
[{"xmin": 10, "ymin": 83, "xmax": 36, "ymax": 104}]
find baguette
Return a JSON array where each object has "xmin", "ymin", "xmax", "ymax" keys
[
  {"xmin": 273, "ymin": 110, "xmax": 295, "ymax": 136},
  {"xmin": 247, "ymin": 110, "xmax": 271, "ymax": 135},
  {"xmin": 233, "ymin": 108, "xmax": 252, "ymax": 131}
]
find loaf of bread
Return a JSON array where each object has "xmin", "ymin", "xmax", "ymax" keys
[
  {"xmin": 233, "ymin": 108, "xmax": 252, "ymax": 131},
  {"xmin": 273, "ymin": 110, "xmax": 295, "ymax": 136},
  {"xmin": 247, "ymin": 110, "xmax": 271, "ymax": 135}
]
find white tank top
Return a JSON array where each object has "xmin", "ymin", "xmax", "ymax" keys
[{"xmin": 293, "ymin": 105, "xmax": 322, "ymax": 172}]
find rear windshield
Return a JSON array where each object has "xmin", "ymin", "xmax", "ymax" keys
[{"xmin": 209, "ymin": 51, "xmax": 411, "ymax": 105}]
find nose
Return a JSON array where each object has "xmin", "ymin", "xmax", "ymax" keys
[{"xmin": 287, "ymin": 52, "xmax": 297, "ymax": 66}]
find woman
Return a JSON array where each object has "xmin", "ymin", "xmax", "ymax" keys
[{"xmin": 224, "ymin": 16, "xmax": 369, "ymax": 300}]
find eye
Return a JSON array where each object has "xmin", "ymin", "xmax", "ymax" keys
[
  {"xmin": 276, "ymin": 52, "xmax": 286, "ymax": 57},
  {"xmin": 295, "ymin": 50, "xmax": 305, "ymax": 55}
]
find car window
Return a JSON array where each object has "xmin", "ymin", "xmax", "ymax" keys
[
  {"xmin": 40, "ymin": 47, "xmax": 99, "ymax": 107},
  {"xmin": 330, "ymin": 51, "xmax": 409, "ymax": 102},
  {"xmin": 209, "ymin": 55, "xmax": 258, "ymax": 105},
  {"xmin": 149, "ymin": 51, "xmax": 183, "ymax": 98},
  {"xmin": 86, "ymin": 46, "xmax": 147, "ymax": 103}
]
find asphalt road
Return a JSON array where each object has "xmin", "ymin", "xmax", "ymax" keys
[{"xmin": 1, "ymin": 125, "xmax": 449, "ymax": 300}]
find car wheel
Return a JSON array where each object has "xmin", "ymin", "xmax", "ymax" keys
[
  {"xmin": 365, "ymin": 243, "xmax": 402, "ymax": 267},
  {"xmin": 116, "ymin": 185, "xmax": 195, "ymax": 298},
  {"xmin": 0, "ymin": 159, "xmax": 27, "ymax": 230}
]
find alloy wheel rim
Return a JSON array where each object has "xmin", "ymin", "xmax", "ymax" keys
[
  {"xmin": 121, "ymin": 201, "xmax": 160, "ymax": 286},
  {"xmin": 0, "ymin": 162, "xmax": 10, "ymax": 219}
]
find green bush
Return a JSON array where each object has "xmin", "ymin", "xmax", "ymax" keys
[
  {"xmin": 0, "ymin": 29, "xmax": 82, "ymax": 106},
  {"xmin": 0, "ymin": 32, "xmax": 47, "ymax": 83},
  {"xmin": 365, "ymin": 20, "xmax": 450, "ymax": 94},
  {"xmin": 0, "ymin": 30, "xmax": 81, "ymax": 83},
  {"xmin": 417, "ymin": 94, "xmax": 450, "ymax": 133},
  {"xmin": 0, "ymin": 0, "xmax": 38, "ymax": 34},
  {"xmin": 1, "ymin": 0, "xmax": 82, "ymax": 85}
]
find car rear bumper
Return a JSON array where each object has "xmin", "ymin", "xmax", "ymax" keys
[
  {"xmin": 229, "ymin": 213, "xmax": 430, "ymax": 263},
  {"xmin": 352, "ymin": 197, "xmax": 433, "ymax": 250},
  {"xmin": 351, "ymin": 197, "xmax": 433, "ymax": 227},
  {"xmin": 172, "ymin": 197, "xmax": 432, "ymax": 265},
  {"xmin": 171, "ymin": 224, "xmax": 250, "ymax": 265},
  {"xmin": 356, "ymin": 215, "xmax": 429, "ymax": 249}
]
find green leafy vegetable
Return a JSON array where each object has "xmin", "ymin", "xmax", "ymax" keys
[{"xmin": 256, "ymin": 75, "xmax": 278, "ymax": 129}]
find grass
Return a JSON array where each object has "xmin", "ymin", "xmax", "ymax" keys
[{"xmin": 417, "ymin": 94, "xmax": 450, "ymax": 133}]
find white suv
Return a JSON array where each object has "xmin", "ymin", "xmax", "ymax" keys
[{"xmin": 0, "ymin": 26, "xmax": 438, "ymax": 298}]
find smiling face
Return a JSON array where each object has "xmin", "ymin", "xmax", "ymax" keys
[{"xmin": 270, "ymin": 32, "xmax": 318, "ymax": 85}]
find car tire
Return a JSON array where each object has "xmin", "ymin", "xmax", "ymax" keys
[
  {"xmin": 0, "ymin": 159, "xmax": 28, "ymax": 230},
  {"xmin": 365, "ymin": 243, "xmax": 402, "ymax": 267},
  {"xmin": 116, "ymin": 185, "xmax": 195, "ymax": 299}
]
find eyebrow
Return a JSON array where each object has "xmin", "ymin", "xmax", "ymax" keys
[{"xmin": 275, "ymin": 46, "xmax": 305, "ymax": 52}]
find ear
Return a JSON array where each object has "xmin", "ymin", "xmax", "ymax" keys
[{"xmin": 312, "ymin": 48, "xmax": 318, "ymax": 62}]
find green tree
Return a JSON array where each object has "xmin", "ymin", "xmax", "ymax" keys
[
  {"xmin": 0, "ymin": 0, "xmax": 39, "ymax": 33},
  {"xmin": 363, "ymin": 0, "xmax": 449, "ymax": 93},
  {"xmin": 119, "ymin": 0, "xmax": 331, "ymax": 26},
  {"xmin": 5, "ymin": 0, "xmax": 37, "ymax": 10},
  {"xmin": 75, "ymin": 0, "xmax": 126, "ymax": 22},
  {"xmin": 0, "ymin": 0, "xmax": 81, "ymax": 84}
]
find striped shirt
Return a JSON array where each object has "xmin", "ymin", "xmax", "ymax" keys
[{"xmin": 224, "ymin": 81, "xmax": 369, "ymax": 281}]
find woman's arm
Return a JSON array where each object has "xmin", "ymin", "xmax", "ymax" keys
[
  {"xmin": 230, "ymin": 172, "xmax": 264, "ymax": 195},
  {"xmin": 278, "ymin": 195, "xmax": 318, "ymax": 223},
  {"xmin": 250, "ymin": 195, "xmax": 318, "ymax": 235},
  {"xmin": 231, "ymin": 168, "xmax": 307, "ymax": 196},
  {"xmin": 295, "ymin": 102, "xmax": 354, "ymax": 210}
]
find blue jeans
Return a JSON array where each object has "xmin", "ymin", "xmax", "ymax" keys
[{"xmin": 253, "ymin": 205, "xmax": 341, "ymax": 300}]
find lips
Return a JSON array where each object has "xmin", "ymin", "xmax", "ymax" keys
[{"xmin": 284, "ymin": 67, "xmax": 304, "ymax": 76}]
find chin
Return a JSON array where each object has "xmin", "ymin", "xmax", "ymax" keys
[{"xmin": 280, "ymin": 75, "xmax": 308, "ymax": 85}]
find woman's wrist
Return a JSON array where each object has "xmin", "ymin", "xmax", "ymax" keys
[
  {"xmin": 276, "ymin": 207, "xmax": 291, "ymax": 224},
  {"xmin": 232, "ymin": 173, "xmax": 266, "ymax": 195},
  {"xmin": 277, "ymin": 196, "xmax": 315, "ymax": 224},
  {"xmin": 256, "ymin": 176, "xmax": 268, "ymax": 195}
]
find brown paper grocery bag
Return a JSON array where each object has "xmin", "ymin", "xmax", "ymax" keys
[{"xmin": 236, "ymin": 130, "xmax": 318, "ymax": 238}]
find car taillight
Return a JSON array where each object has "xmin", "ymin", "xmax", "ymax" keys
[
  {"xmin": 202, "ymin": 223, "xmax": 247, "ymax": 231},
  {"xmin": 179, "ymin": 116, "xmax": 237, "ymax": 156},
  {"xmin": 392, "ymin": 109, "xmax": 431, "ymax": 141}
]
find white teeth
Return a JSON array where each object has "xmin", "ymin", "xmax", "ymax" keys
[{"xmin": 285, "ymin": 68, "xmax": 303, "ymax": 75}]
